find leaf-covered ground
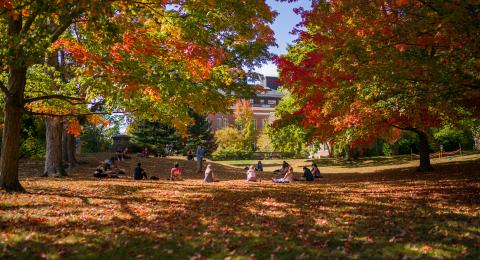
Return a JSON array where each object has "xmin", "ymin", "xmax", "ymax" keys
[{"xmin": 1, "ymin": 154, "xmax": 479, "ymax": 259}]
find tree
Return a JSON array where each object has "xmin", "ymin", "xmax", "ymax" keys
[
  {"xmin": 0, "ymin": 1, "xmax": 276, "ymax": 191},
  {"xmin": 130, "ymin": 120, "xmax": 182, "ymax": 156},
  {"xmin": 276, "ymin": 0, "xmax": 480, "ymax": 171},
  {"xmin": 183, "ymin": 111, "xmax": 216, "ymax": 156},
  {"xmin": 268, "ymin": 89, "xmax": 309, "ymax": 156},
  {"xmin": 234, "ymin": 99, "xmax": 255, "ymax": 152}
]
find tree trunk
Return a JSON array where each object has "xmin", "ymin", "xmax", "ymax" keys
[
  {"xmin": 66, "ymin": 132, "xmax": 78, "ymax": 167},
  {"xmin": 417, "ymin": 130, "xmax": 433, "ymax": 172},
  {"xmin": 62, "ymin": 127, "xmax": 68, "ymax": 162},
  {"xmin": 0, "ymin": 67, "xmax": 27, "ymax": 192},
  {"xmin": 327, "ymin": 141, "xmax": 334, "ymax": 158},
  {"xmin": 43, "ymin": 118, "xmax": 67, "ymax": 177}
]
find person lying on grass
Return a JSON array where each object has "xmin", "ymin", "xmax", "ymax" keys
[
  {"xmin": 169, "ymin": 162, "xmax": 184, "ymax": 181},
  {"xmin": 272, "ymin": 162, "xmax": 294, "ymax": 183},
  {"xmin": 133, "ymin": 162, "xmax": 148, "ymax": 180},
  {"xmin": 246, "ymin": 165, "xmax": 258, "ymax": 182},
  {"xmin": 204, "ymin": 164, "xmax": 219, "ymax": 183},
  {"xmin": 302, "ymin": 167, "xmax": 314, "ymax": 181}
]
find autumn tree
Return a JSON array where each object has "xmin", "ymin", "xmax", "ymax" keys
[
  {"xmin": 276, "ymin": 0, "xmax": 480, "ymax": 171},
  {"xmin": 0, "ymin": 1, "xmax": 276, "ymax": 191}
]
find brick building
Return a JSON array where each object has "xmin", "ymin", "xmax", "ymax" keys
[{"xmin": 207, "ymin": 76, "xmax": 283, "ymax": 132}]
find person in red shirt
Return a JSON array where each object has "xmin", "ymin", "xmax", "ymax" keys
[{"xmin": 169, "ymin": 162, "xmax": 183, "ymax": 181}]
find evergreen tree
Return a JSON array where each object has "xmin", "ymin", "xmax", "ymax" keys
[
  {"xmin": 184, "ymin": 112, "xmax": 216, "ymax": 156},
  {"xmin": 130, "ymin": 120, "xmax": 183, "ymax": 156}
]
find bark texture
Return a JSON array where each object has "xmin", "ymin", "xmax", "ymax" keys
[
  {"xmin": 43, "ymin": 118, "xmax": 67, "ymax": 177},
  {"xmin": 0, "ymin": 97, "xmax": 25, "ymax": 191}
]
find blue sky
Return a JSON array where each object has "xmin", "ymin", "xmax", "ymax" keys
[{"xmin": 255, "ymin": 0, "xmax": 312, "ymax": 77}]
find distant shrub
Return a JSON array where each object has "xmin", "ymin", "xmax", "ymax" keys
[
  {"xmin": 382, "ymin": 143, "xmax": 393, "ymax": 156},
  {"xmin": 211, "ymin": 147, "xmax": 253, "ymax": 160}
]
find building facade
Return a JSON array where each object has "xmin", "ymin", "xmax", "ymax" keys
[{"xmin": 208, "ymin": 76, "xmax": 283, "ymax": 132}]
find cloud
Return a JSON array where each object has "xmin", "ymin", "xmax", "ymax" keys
[{"xmin": 255, "ymin": 62, "xmax": 279, "ymax": 77}]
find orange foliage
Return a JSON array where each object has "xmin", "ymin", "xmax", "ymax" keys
[
  {"xmin": 87, "ymin": 115, "xmax": 109, "ymax": 126},
  {"xmin": 65, "ymin": 118, "xmax": 82, "ymax": 137}
]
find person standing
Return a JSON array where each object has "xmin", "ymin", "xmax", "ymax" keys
[{"xmin": 196, "ymin": 146, "xmax": 205, "ymax": 173}]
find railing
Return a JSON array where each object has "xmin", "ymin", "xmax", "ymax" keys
[
  {"xmin": 411, "ymin": 149, "xmax": 462, "ymax": 159},
  {"xmin": 252, "ymin": 152, "xmax": 296, "ymax": 159}
]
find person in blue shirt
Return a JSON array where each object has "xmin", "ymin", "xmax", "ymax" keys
[
  {"xmin": 256, "ymin": 161, "xmax": 263, "ymax": 172},
  {"xmin": 196, "ymin": 146, "xmax": 205, "ymax": 173}
]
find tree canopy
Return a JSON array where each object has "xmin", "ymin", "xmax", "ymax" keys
[
  {"xmin": 0, "ymin": 0, "xmax": 276, "ymax": 191},
  {"xmin": 276, "ymin": 0, "xmax": 480, "ymax": 171}
]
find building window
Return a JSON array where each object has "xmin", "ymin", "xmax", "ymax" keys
[
  {"xmin": 223, "ymin": 118, "xmax": 228, "ymax": 128},
  {"xmin": 267, "ymin": 99, "xmax": 276, "ymax": 105},
  {"xmin": 260, "ymin": 99, "xmax": 265, "ymax": 104},
  {"xmin": 249, "ymin": 98, "xmax": 255, "ymax": 104},
  {"xmin": 216, "ymin": 118, "xmax": 222, "ymax": 129}
]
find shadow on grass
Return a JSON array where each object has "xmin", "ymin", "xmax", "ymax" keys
[{"xmin": 2, "ymin": 157, "xmax": 479, "ymax": 259}]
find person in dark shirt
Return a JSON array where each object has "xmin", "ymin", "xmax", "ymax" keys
[
  {"xmin": 302, "ymin": 167, "xmax": 314, "ymax": 181},
  {"xmin": 133, "ymin": 163, "xmax": 148, "ymax": 180},
  {"xmin": 257, "ymin": 161, "xmax": 263, "ymax": 172},
  {"xmin": 187, "ymin": 150, "xmax": 194, "ymax": 160}
]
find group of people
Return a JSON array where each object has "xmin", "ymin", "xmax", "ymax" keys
[
  {"xmin": 94, "ymin": 145, "xmax": 324, "ymax": 184},
  {"xmin": 271, "ymin": 161, "xmax": 322, "ymax": 183},
  {"xmin": 94, "ymin": 156, "xmax": 127, "ymax": 178}
]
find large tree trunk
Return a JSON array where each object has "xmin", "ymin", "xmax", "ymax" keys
[
  {"xmin": 417, "ymin": 130, "xmax": 433, "ymax": 172},
  {"xmin": 327, "ymin": 141, "xmax": 334, "ymax": 158},
  {"xmin": 43, "ymin": 118, "xmax": 67, "ymax": 177},
  {"xmin": 65, "ymin": 131, "xmax": 78, "ymax": 167},
  {"xmin": 0, "ymin": 67, "xmax": 27, "ymax": 192}
]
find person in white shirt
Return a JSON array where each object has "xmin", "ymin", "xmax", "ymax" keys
[
  {"xmin": 272, "ymin": 162, "xmax": 294, "ymax": 183},
  {"xmin": 246, "ymin": 165, "xmax": 257, "ymax": 182}
]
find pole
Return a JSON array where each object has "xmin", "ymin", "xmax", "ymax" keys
[{"xmin": 459, "ymin": 143, "xmax": 462, "ymax": 156}]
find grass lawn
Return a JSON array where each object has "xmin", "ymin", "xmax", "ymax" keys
[{"xmin": 1, "ymin": 153, "xmax": 479, "ymax": 259}]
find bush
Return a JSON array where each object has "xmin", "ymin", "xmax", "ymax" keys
[
  {"xmin": 433, "ymin": 126, "xmax": 473, "ymax": 151},
  {"xmin": 211, "ymin": 147, "xmax": 253, "ymax": 160},
  {"xmin": 382, "ymin": 142, "xmax": 393, "ymax": 156}
]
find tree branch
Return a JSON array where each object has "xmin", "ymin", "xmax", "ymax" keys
[
  {"xmin": 24, "ymin": 94, "xmax": 85, "ymax": 104},
  {"xmin": 24, "ymin": 109, "xmax": 135, "ymax": 118},
  {"xmin": 25, "ymin": 110, "xmax": 108, "ymax": 118},
  {"xmin": 391, "ymin": 124, "xmax": 418, "ymax": 133},
  {"xmin": 0, "ymin": 80, "xmax": 11, "ymax": 97},
  {"xmin": 19, "ymin": 9, "xmax": 38, "ymax": 36}
]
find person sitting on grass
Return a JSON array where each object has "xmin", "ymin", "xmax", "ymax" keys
[
  {"xmin": 133, "ymin": 162, "xmax": 148, "ymax": 180},
  {"xmin": 302, "ymin": 167, "xmax": 314, "ymax": 181},
  {"xmin": 246, "ymin": 165, "xmax": 257, "ymax": 182},
  {"xmin": 272, "ymin": 162, "xmax": 294, "ymax": 183},
  {"xmin": 204, "ymin": 164, "xmax": 218, "ymax": 183},
  {"xmin": 311, "ymin": 163, "xmax": 323, "ymax": 178},
  {"xmin": 103, "ymin": 157, "xmax": 115, "ymax": 171},
  {"xmin": 169, "ymin": 162, "xmax": 184, "ymax": 181},
  {"xmin": 93, "ymin": 168, "xmax": 108, "ymax": 178},
  {"xmin": 273, "ymin": 161, "xmax": 289, "ymax": 175},
  {"xmin": 257, "ymin": 161, "xmax": 263, "ymax": 172}
]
